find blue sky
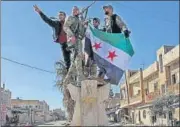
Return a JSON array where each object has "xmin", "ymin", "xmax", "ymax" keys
[{"xmin": 1, "ymin": 1, "xmax": 179, "ymax": 110}]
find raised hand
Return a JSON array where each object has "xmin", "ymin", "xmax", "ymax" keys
[
  {"xmin": 124, "ymin": 30, "xmax": 131, "ymax": 38},
  {"xmin": 33, "ymin": 5, "xmax": 41, "ymax": 13}
]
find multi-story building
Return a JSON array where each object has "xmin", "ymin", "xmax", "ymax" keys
[
  {"xmin": 11, "ymin": 99, "xmax": 50, "ymax": 124},
  {"xmin": 120, "ymin": 44, "xmax": 179, "ymax": 126},
  {"xmin": 0, "ymin": 83, "xmax": 12, "ymax": 126}
]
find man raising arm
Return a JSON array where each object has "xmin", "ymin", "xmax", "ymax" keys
[{"xmin": 33, "ymin": 5, "xmax": 71, "ymax": 71}]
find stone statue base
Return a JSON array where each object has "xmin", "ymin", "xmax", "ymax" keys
[{"xmin": 67, "ymin": 80, "xmax": 110, "ymax": 126}]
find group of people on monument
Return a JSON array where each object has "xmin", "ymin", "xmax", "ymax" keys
[
  {"xmin": 33, "ymin": 4, "xmax": 130, "ymax": 84},
  {"xmin": 33, "ymin": 4, "xmax": 130, "ymax": 122}
]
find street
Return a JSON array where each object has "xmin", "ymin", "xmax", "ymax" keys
[
  {"xmin": 37, "ymin": 121, "xmax": 134, "ymax": 126},
  {"xmin": 37, "ymin": 120, "xmax": 67, "ymax": 126}
]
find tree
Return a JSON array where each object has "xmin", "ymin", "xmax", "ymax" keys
[
  {"xmin": 149, "ymin": 93, "xmax": 179, "ymax": 125},
  {"xmin": 55, "ymin": 61, "xmax": 75, "ymax": 122}
]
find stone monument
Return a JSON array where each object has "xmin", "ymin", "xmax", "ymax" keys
[{"xmin": 67, "ymin": 80, "xmax": 110, "ymax": 126}]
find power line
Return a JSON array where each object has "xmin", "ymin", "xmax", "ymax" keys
[{"xmin": 1, "ymin": 57, "xmax": 55, "ymax": 74}]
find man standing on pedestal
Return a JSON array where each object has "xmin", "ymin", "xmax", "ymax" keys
[
  {"xmin": 103, "ymin": 5, "xmax": 130, "ymax": 35},
  {"xmin": 84, "ymin": 17, "xmax": 100, "ymax": 78},
  {"xmin": 97, "ymin": 5, "xmax": 131, "ymax": 82},
  {"xmin": 63, "ymin": 6, "xmax": 87, "ymax": 86},
  {"xmin": 33, "ymin": 5, "xmax": 71, "ymax": 71}
]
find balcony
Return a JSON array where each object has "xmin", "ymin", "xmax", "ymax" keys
[
  {"xmin": 145, "ymin": 90, "xmax": 160, "ymax": 103},
  {"xmin": 166, "ymin": 79, "xmax": 180, "ymax": 95},
  {"xmin": 129, "ymin": 94, "xmax": 142, "ymax": 105},
  {"xmin": 143, "ymin": 61, "xmax": 159, "ymax": 79},
  {"xmin": 167, "ymin": 83, "xmax": 179, "ymax": 95},
  {"xmin": 120, "ymin": 98, "xmax": 128, "ymax": 108},
  {"xmin": 129, "ymin": 72, "xmax": 140, "ymax": 83},
  {"xmin": 163, "ymin": 45, "xmax": 179, "ymax": 66}
]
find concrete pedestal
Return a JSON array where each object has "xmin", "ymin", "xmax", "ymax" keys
[{"xmin": 67, "ymin": 80, "xmax": 110, "ymax": 126}]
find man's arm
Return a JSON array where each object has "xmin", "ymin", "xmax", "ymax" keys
[
  {"xmin": 33, "ymin": 5, "xmax": 57, "ymax": 27},
  {"xmin": 63, "ymin": 16, "xmax": 75, "ymax": 38},
  {"xmin": 115, "ymin": 15, "xmax": 128, "ymax": 31},
  {"xmin": 116, "ymin": 15, "xmax": 130, "ymax": 38}
]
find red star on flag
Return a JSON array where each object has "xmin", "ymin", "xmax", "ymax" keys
[
  {"xmin": 107, "ymin": 51, "xmax": 118, "ymax": 61},
  {"xmin": 93, "ymin": 42, "xmax": 102, "ymax": 51}
]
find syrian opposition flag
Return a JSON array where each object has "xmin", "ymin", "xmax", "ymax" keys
[{"xmin": 85, "ymin": 25, "xmax": 135, "ymax": 85}]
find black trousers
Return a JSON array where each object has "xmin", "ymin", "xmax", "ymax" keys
[{"xmin": 61, "ymin": 43, "xmax": 71, "ymax": 71}]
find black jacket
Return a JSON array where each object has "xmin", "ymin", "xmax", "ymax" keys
[
  {"xmin": 111, "ymin": 14, "xmax": 122, "ymax": 33},
  {"xmin": 39, "ymin": 12, "xmax": 61, "ymax": 42}
]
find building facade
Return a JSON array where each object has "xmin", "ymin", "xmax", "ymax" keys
[
  {"xmin": 120, "ymin": 44, "xmax": 180, "ymax": 126},
  {"xmin": 52, "ymin": 108, "xmax": 66, "ymax": 120},
  {"xmin": 0, "ymin": 83, "xmax": 12, "ymax": 126},
  {"xmin": 105, "ymin": 94, "xmax": 121, "ymax": 122},
  {"xmin": 11, "ymin": 99, "xmax": 51, "ymax": 124}
]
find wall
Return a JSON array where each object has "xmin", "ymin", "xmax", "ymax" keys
[
  {"xmin": 156, "ymin": 46, "xmax": 168, "ymax": 94},
  {"xmin": 133, "ymin": 86, "xmax": 141, "ymax": 96},
  {"xmin": 174, "ymin": 108, "xmax": 180, "ymax": 120},
  {"xmin": 137, "ymin": 107, "xmax": 152, "ymax": 125},
  {"xmin": 18, "ymin": 113, "xmax": 30, "ymax": 124},
  {"xmin": 45, "ymin": 114, "xmax": 53, "ymax": 122},
  {"xmin": 170, "ymin": 61, "xmax": 179, "ymax": 84},
  {"xmin": 133, "ymin": 106, "xmax": 169, "ymax": 126},
  {"xmin": 155, "ymin": 116, "xmax": 168, "ymax": 126},
  {"xmin": 34, "ymin": 114, "xmax": 44, "ymax": 124}
]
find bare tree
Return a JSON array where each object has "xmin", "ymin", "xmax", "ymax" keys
[{"xmin": 149, "ymin": 93, "xmax": 179, "ymax": 125}]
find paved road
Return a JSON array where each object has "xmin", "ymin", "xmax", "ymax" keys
[
  {"xmin": 38, "ymin": 121, "xmax": 118, "ymax": 126},
  {"xmin": 37, "ymin": 120, "xmax": 67, "ymax": 126},
  {"xmin": 38, "ymin": 121, "xmax": 139, "ymax": 126}
]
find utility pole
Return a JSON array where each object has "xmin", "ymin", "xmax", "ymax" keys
[{"xmin": 125, "ymin": 71, "xmax": 130, "ymax": 104}]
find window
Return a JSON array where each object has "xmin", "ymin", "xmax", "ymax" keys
[
  {"xmin": 152, "ymin": 115, "xmax": 157, "ymax": 123},
  {"xmin": 172, "ymin": 74, "xmax": 176, "ymax": 84},
  {"xmin": 154, "ymin": 82, "xmax": 158, "ymax": 91},
  {"xmin": 159, "ymin": 54, "xmax": 163, "ymax": 73},
  {"xmin": 143, "ymin": 110, "xmax": 146, "ymax": 118},
  {"xmin": 145, "ymin": 89, "xmax": 149, "ymax": 95}
]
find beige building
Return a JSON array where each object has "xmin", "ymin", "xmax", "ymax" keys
[
  {"xmin": 120, "ymin": 44, "xmax": 179, "ymax": 126},
  {"xmin": 11, "ymin": 99, "xmax": 51, "ymax": 124}
]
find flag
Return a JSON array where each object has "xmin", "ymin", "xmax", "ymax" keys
[{"xmin": 85, "ymin": 25, "xmax": 135, "ymax": 85}]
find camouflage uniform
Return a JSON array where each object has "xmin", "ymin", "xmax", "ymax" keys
[
  {"xmin": 63, "ymin": 15, "xmax": 86, "ymax": 86},
  {"xmin": 104, "ymin": 14, "xmax": 128, "ymax": 33},
  {"xmin": 103, "ymin": 5, "xmax": 128, "ymax": 33}
]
